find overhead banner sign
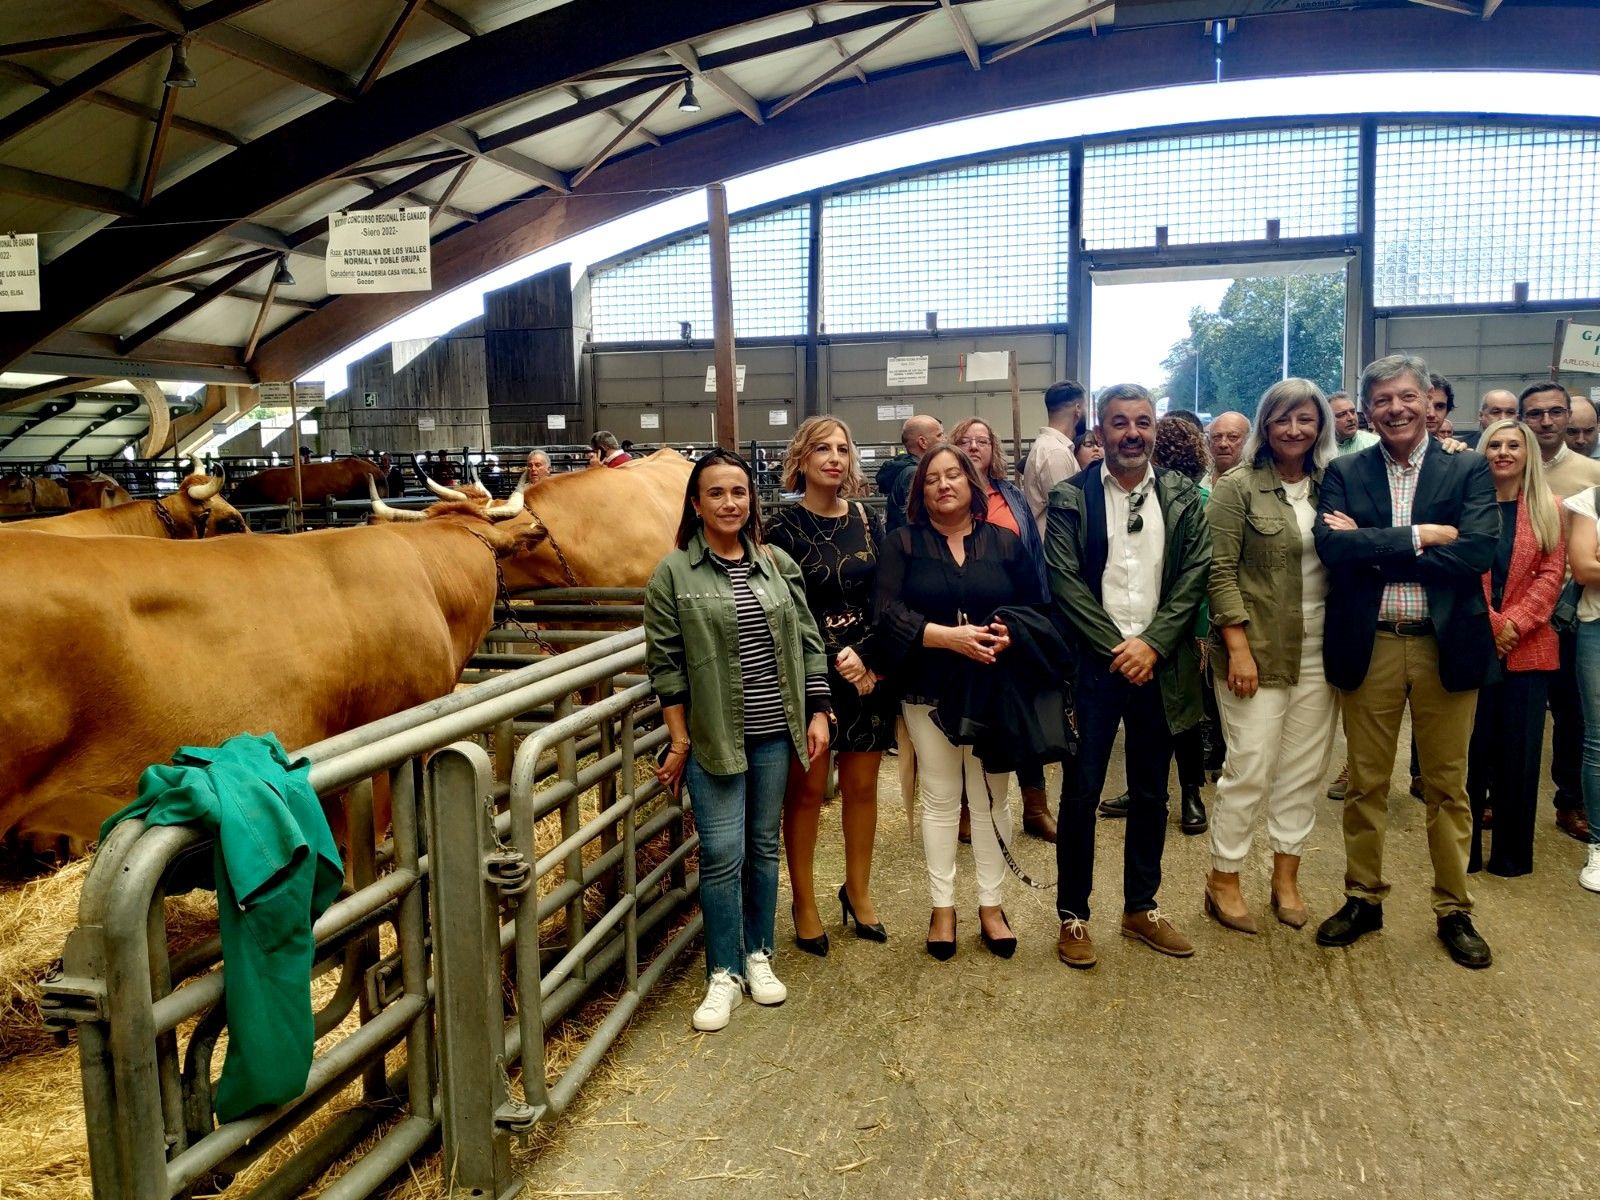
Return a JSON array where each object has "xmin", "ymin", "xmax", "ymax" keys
[
  {"xmin": 961, "ymin": 350, "xmax": 1010, "ymax": 382},
  {"xmin": 886, "ymin": 355, "xmax": 929, "ymax": 387},
  {"xmin": 0, "ymin": 234, "xmax": 40, "ymax": 312},
  {"xmin": 704, "ymin": 364, "xmax": 747, "ymax": 393},
  {"xmin": 1559, "ymin": 323, "xmax": 1600, "ymax": 375},
  {"xmin": 325, "ymin": 208, "xmax": 432, "ymax": 294}
]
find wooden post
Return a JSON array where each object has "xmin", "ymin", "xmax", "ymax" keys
[
  {"xmin": 289, "ymin": 381, "xmax": 305, "ymax": 524},
  {"xmin": 707, "ymin": 183, "xmax": 738, "ymax": 452},
  {"xmin": 1552, "ymin": 318, "xmax": 1567, "ymax": 385},
  {"xmin": 1008, "ymin": 350, "xmax": 1022, "ymax": 483}
]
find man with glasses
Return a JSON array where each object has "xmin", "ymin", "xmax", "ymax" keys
[
  {"xmin": 1315, "ymin": 355, "xmax": 1498, "ymax": 969},
  {"xmin": 1522, "ymin": 382, "xmax": 1600, "ymax": 842},
  {"xmin": 1044, "ymin": 383, "xmax": 1211, "ymax": 969}
]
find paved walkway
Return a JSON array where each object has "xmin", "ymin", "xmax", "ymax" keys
[{"xmin": 516, "ymin": 725, "xmax": 1600, "ymax": 1200}]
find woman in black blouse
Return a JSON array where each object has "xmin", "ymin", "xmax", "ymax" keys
[
  {"xmin": 767, "ymin": 417, "xmax": 896, "ymax": 954},
  {"xmin": 874, "ymin": 445, "xmax": 1047, "ymax": 960}
]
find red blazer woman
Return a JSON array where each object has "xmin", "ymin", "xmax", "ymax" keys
[{"xmin": 1483, "ymin": 490, "xmax": 1565, "ymax": 673}]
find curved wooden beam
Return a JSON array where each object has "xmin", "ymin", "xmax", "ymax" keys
[
  {"xmin": 134, "ymin": 379, "xmax": 173, "ymax": 457},
  {"xmin": 253, "ymin": 5, "xmax": 1600, "ymax": 380}
]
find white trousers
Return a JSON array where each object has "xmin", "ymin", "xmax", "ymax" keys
[
  {"xmin": 901, "ymin": 703, "xmax": 1012, "ymax": 907},
  {"xmin": 1209, "ymin": 647, "xmax": 1337, "ymax": 872}
]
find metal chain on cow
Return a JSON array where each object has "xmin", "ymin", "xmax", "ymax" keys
[
  {"xmin": 464, "ymin": 528, "xmax": 561, "ymax": 658},
  {"xmin": 523, "ymin": 502, "xmax": 579, "ymax": 588},
  {"xmin": 151, "ymin": 498, "xmax": 179, "ymax": 539}
]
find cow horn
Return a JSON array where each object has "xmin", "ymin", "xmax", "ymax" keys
[
  {"xmin": 470, "ymin": 462, "xmax": 484, "ymax": 488},
  {"xmin": 186, "ymin": 470, "xmax": 224, "ymax": 502},
  {"xmin": 368, "ymin": 473, "xmax": 426, "ymax": 521},
  {"xmin": 485, "ymin": 477, "xmax": 526, "ymax": 520}
]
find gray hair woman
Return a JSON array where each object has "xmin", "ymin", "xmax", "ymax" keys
[{"xmin": 1203, "ymin": 378, "xmax": 1339, "ymax": 933}]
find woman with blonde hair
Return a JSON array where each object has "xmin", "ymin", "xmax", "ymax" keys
[
  {"xmin": 1204, "ymin": 378, "xmax": 1340, "ymax": 932},
  {"xmin": 1466, "ymin": 419, "xmax": 1564, "ymax": 876},
  {"xmin": 766, "ymin": 416, "xmax": 896, "ymax": 953}
]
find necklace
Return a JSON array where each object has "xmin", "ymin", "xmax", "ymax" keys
[{"xmin": 1282, "ymin": 476, "xmax": 1311, "ymax": 502}]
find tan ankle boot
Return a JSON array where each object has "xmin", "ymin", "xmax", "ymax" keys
[{"xmin": 1022, "ymin": 786, "xmax": 1056, "ymax": 842}]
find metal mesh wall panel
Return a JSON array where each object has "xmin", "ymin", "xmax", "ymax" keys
[
  {"xmin": 820, "ymin": 152, "xmax": 1070, "ymax": 334},
  {"xmin": 1375, "ymin": 124, "xmax": 1600, "ymax": 306},
  {"xmin": 1083, "ymin": 127, "xmax": 1359, "ymax": 250},
  {"xmin": 589, "ymin": 206, "xmax": 810, "ymax": 342}
]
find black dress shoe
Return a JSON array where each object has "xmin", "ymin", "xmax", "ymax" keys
[
  {"xmin": 1437, "ymin": 913, "xmax": 1492, "ymax": 969},
  {"xmin": 1315, "ymin": 897, "xmax": 1383, "ymax": 947},
  {"xmin": 1098, "ymin": 791, "xmax": 1130, "ymax": 819},
  {"xmin": 977, "ymin": 909, "xmax": 1017, "ymax": 959},
  {"xmin": 1179, "ymin": 786, "xmax": 1208, "ymax": 835},
  {"xmin": 794, "ymin": 931, "xmax": 829, "ymax": 957}
]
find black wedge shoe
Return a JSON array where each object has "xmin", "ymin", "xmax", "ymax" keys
[
  {"xmin": 926, "ymin": 911, "xmax": 957, "ymax": 961},
  {"xmin": 839, "ymin": 884, "xmax": 887, "ymax": 942},
  {"xmin": 978, "ymin": 908, "xmax": 1018, "ymax": 959}
]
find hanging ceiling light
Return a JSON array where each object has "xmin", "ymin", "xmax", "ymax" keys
[
  {"xmin": 164, "ymin": 40, "xmax": 197, "ymax": 89},
  {"xmin": 678, "ymin": 80, "xmax": 701, "ymax": 113},
  {"xmin": 272, "ymin": 257, "xmax": 296, "ymax": 287}
]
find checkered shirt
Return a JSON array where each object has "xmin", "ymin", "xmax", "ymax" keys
[{"xmin": 1378, "ymin": 436, "xmax": 1429, "ymax": 623}]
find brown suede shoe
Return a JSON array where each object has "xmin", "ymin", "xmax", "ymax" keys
[
  {"xmin": 1556, "ymin": 808, "xmax": 1590, "ymax": 843},
  {"xmin": 1057, "ymin": 917, "xmax": 1096, "ymax": 968},
  {"xmin": 1120, "ymin": 909, "xmax": 1195, "ymax": 958},
  {"xmin": 1022, "ymin": 786, "xmax": 1057, "ymax": 842}
]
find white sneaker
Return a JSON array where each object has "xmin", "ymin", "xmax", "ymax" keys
[
  {"xmin": 692, "ymin": 969, "xmax": 743, "ymax": 1032},
  {"xmin": 1580, "ymin": 845, "xmax": 1600, "ymax": 894},
  {"xmin": 743, "ymin": 951, "xmax": 787, "ymax": 1006}
]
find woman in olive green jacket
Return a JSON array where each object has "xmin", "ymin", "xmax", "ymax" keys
[
  {"xmin": 1204, "ymin": 379, "xmax": 1340, "ymax": 934},
  {"xmin": 645, "ymin": 449, "xmax": 832, "ymax": 1033}
]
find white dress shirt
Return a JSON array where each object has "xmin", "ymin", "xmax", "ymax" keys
[
  {"xmin": 1101, "ymin": 462, "xmax": 1165, "ymax": 640},
  {"xmin": 1023, "ymin": 425, "xmax": 1077, "ymax": 533}
]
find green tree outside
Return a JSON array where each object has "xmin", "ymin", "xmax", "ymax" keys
[{"xmin": 1161, "ymin": 273, "xmax": 1345, "ymax": 420}]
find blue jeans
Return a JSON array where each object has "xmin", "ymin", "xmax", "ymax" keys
[
  {"xmin": 1575, "ymin": 622, "xmax": 1600, "ymax": 846},
  {"xmin": 685, "ymin": 735, "xmax": 790, "ymax": 976}
]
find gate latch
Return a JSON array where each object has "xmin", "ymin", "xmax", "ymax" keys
[{"xmin": 483, "ymin": 845, "xmax": 532, "ymax": 899}]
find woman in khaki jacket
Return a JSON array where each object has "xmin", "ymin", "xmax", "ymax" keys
[{"xmin": 1204, "ymin": 380, "xmax": 1340, "ymax": 932}]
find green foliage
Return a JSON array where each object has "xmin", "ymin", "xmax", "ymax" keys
[{"xmin": 1161, "ymin": 273, "xmax": 1345, "ymax": 420}]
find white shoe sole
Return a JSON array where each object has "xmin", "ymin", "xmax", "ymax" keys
[
  {"xmin": 692, "ymin": 992, "xmax": 741, "ymax": 1032},
  {"xmin": 746, "ymin": 987, "xmax": 786, "ymax": 1007},
  {"xmin": 1579, "ymin": 871, "xmax": 1600, "ymax": 894}
]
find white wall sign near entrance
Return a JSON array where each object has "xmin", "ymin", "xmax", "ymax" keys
[
  {"xmin": 703, "ymin": 364, "xmax": 746, "ymax": 392},
  {"xmin": 894, "ymin": 402, "xmax": 914, "ymax": 420},
  {"xmin": 961, "ymin": 350, "xmax": 1010, "ymax": 382},
  {"xmin": 1559, "ymin": 323, "xmax": 1600, "ymax": 375},
  {"xmin": 547, "ymin": 414, "xmax": 567, "ymax": 431},
  {"xmin": 640, "ymin": 412, "xmax": 660, "ymax": 429},
  {"xmin": 876, "ymin": 403, "xmax": 896, "ymax": 421},
  {"xmin": 417, "ymin": 416, "xmax": 436, "ymax": 432},
  {"xmin": 325, "ymin": 208, "xmax": 432, "ymax": 294},
  {"xmin": 768, "ymin": 409, "xmax": 788, "ymax": 426},
  {"xmin": 0, "ymin": 234, "xmax": 39, "ymax": 312},
  {"xmin": 886, "ymin": 355, "xmax": 929, "ymax": 387}
]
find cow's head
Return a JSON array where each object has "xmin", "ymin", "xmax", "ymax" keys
[
  {"xmin": 368, "ymin": 475, "xmax": 539, "ymax": 553},
  {"xmin": 160, "ymin": 461, "xmax": 250, "ymax": 537}
]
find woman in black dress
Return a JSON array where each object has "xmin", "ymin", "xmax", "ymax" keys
[{"xmin": 767, "ymin": 417, "xmax": 897, "ymax": 954}]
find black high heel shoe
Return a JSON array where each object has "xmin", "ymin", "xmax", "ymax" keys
[
  {"xmin": 926, "ymin": 910, "xmax": 957, "ymax": 961},
  {"xmin": 839, "ymin": 884, "xmax": 888, "ymax": 942},
  {"xmin": 978, "ymin": 908, "xmax": 1017, "ymax": 959},
  {"xmin": 793, "ymin": 905, "xmax": 829, "ymax": 957}
]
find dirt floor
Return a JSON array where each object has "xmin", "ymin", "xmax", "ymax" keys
[{"xmin": 511, "ymin": 721, "xmax": 1600, "ymax": 1200}]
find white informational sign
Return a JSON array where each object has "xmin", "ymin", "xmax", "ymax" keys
[
  {"xmin": 886, "ymin": 355, "xmax": 929, "ymax": 387},
  {"xmin": 258, "ymin": 381, "xmax": 325, "ymax": 404},
  {"xmin": 258, "ymin": 382, "xmax": 291, "ymax": 403},
  {"xmin": 768, "ymin": 409, "xmax": 788, "ymax": 426},
  {"xmin": 547, "ymin": 413, "xmax": 567, "ymax": 431},
  {"xmin": 299, "ymin": 419, "xmax": 318, "ymax": 434},
  {"xmin": 640, "ymin": 412, "xmax": 661, "ymax": 429},
  {"xmin": 296, "ymin": 381, "xmax": 326, "ymax": 404},
  {"xmin": 325, "ymin": 208, "xmax": 432, "ymax": 294},
  {"xmin": 417, "ymin": 416, "xmax": 436, "ymax": 432},
  {"xmin": 962, "ymin": 350, "xmax": 1010, "ymax": 382},
  {"xmin": 1558, "ymin": 323, "xmax": 1600, "ymax": 375},
  {"xmin": 703, "ymin": 364, "xmax": 747, "ymax": 393},
  {"xmin": 0, "ymin": 234, "xmax": 39, "ymax": 312},
  {"xmin": 876, "ymin": 403, "xmax": 897, "ymax": 421},
  {"xmin": 894, "ymin": 403, "xmax": 914, "ymax": 420}
]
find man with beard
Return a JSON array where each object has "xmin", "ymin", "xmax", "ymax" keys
[
  {"xmin": 1204, "ymin": 411, "xmax": 1250, "ymax": 487},
  {"xmin": 1044, "ymin": 383, "xmax": 1212, "ymax": 969},
  {"xmin": 1314, "ymin": 354, "xmax": 1498, "ymax": 969}
]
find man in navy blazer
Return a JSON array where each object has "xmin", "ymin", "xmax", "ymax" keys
[{"xmin": 1312, "ymin": 354, "xmax": 1498, "ymax": 969}]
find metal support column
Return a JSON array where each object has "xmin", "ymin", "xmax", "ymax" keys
[
  {"xmin": 1063, "ymin": 142, "xmax": 1089, "ymax": 386},
  {"xmin": 1355, "ymin": 119, "xmax": 1378, "ymax": 379},
  {"xmin": 803, "ymin": 193, "xmax": 824, "ymax": 417}
]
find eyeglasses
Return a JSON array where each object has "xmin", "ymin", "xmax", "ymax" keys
[
  {"xmin": 954, "ymin": 437, "xmax": 992, "ymax": 449},
  {"xmin": 1523, "ymin": 407, "xmax": 1568, "ymax": 422},
  {"xmin": 1127, "ymin": 488, "xmax": 1148, "ymax": 535}
]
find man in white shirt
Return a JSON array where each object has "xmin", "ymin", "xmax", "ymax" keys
[
  {"xmin": 1331, "ymin": 391, "xmax": 1380, "ymax": 457},
  {"xmin": 1022, "ymin": 379, "xmax": 1086, "ymax": 534},
  {"xmin": 1043, "ymin": 383, "xmax": 1212, "ymax": 969}
]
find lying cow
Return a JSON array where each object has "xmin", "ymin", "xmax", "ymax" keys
[
  {"xmin": 0, "ymin": 474, "xmax": 70, "ymax": 515},
  {"xmin": 230, "ymin": 457, "xmax": 387, "ymax": 506},
  {"xmin": 0, "ymin": 488, "xmax": 532, "ymax": 847},
  {"xmin": 5, "ymin": 467, "xmax": 245, "ymax": 539}
]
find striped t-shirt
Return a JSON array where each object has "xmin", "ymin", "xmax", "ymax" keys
[{"xmin": 711, "ymin": 553, "xmax": 829, "ymax": 739}]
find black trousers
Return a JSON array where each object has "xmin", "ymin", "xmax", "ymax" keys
[
  {"xmin": 1549, "ymin": 629, "xmax": 1583, "ymax": 811},
  {"xmin": 1468, "ymin": 669, "xmax": 1552, "ymax": 876},
  {"xmin": 1058, "ymin": 664, "xmax": 1172, "ymax": 920},
  {"xmin": 1174, "ymin": 726, "xmax": 1205, "ymax": 790}
]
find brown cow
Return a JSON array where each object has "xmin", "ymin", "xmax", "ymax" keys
[
  {"xmin": 0, "ymin": 489, "xmax": 532, "ymax": 846},
  {"xmin": 230, "ymin": 457, "xmax": 387, "ymax": 506},
  {"xmin": 64, "ymin": 472, "xmax": 133, "ymax": 510},
  {"xmin": 0, "ymin": 474, "xmax": 69, "ymax": 515},
  {"xmin": 5, "ymin": 470, "xmax": 246, "ymax": 539}
]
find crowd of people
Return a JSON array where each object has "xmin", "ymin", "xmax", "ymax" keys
[{"xmin": 642, "ymin": 355, "xmax": 1600, "ymax": 1032}]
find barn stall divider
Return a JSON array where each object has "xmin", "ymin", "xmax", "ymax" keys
[{"xmin": 41, "ymin": 601, "xmax": 701, "ymax": 1200}]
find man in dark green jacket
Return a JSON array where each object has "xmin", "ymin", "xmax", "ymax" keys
[
  {"xmin": 1044, "ymin": 383, "xmax": 1211, "ymax": 970},
  {"xmin": 876, "ymin": 413, "xmax": 943, "ymax": 532}
]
